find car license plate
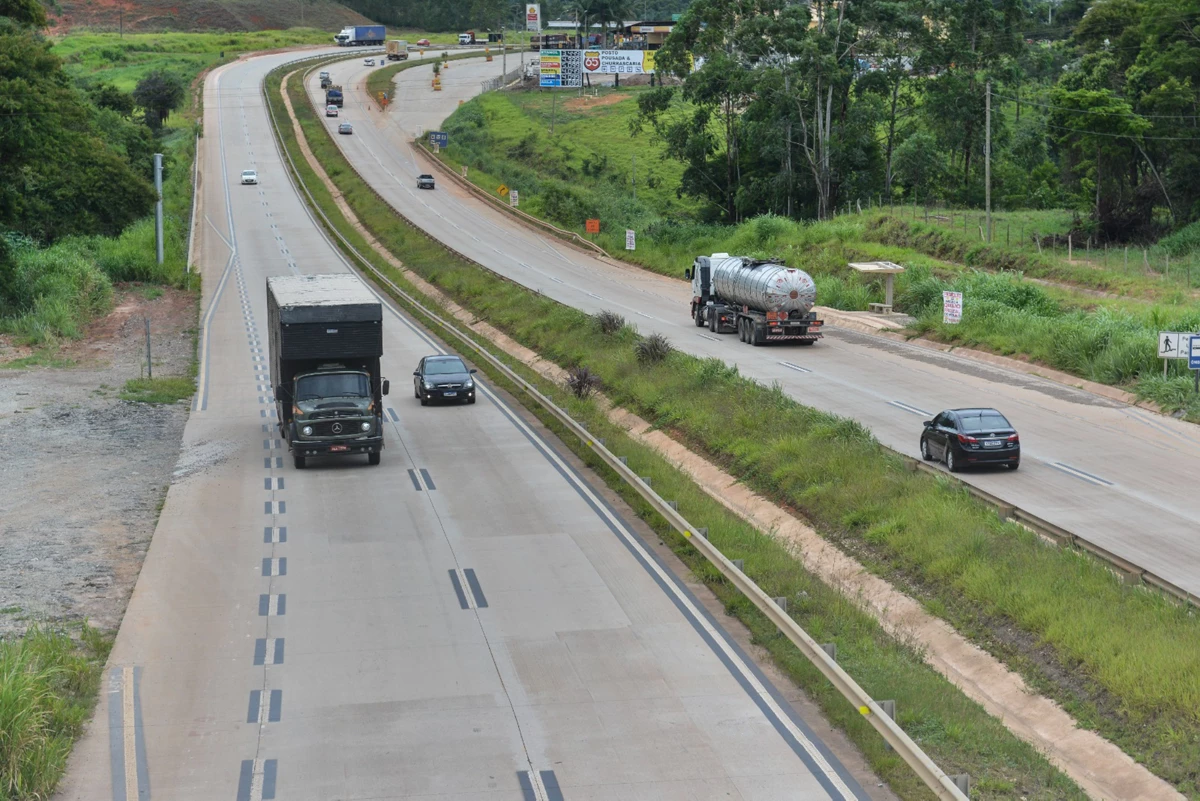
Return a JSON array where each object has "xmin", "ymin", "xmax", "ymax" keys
[
  {"xmin": 983, "ymin": 439, "xmax": 1002, "ymax": 448},
  {"xmin": 444, "ymin": 391, "xmax": 457, "ymax": 397},
  {"xmin": 329, "ymin": 445, "xmax": 348, "ymax": 452}
]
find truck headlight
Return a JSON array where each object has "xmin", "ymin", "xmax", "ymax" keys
[
  {"xmin": 360, "ymin": 422, "xmax": 371, "ymax": 432},
  {"xmin": 301, "ymin": 426, "xmax": 313, "ymax": 436}
]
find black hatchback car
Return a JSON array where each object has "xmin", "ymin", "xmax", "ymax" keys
[
  {"xmin": 414, "ymin": 354, "xmax": 476, "ymax": 405},
  {"xmin": 921, "ymin": 408, "xmax": 1020, "ymax": 472}
]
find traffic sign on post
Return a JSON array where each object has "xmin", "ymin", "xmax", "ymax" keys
[
  {"xmin": 585, "ymin": 218, "xmax": 600, "ymax": 234},
  {"xmin": 428, "ymin": 131, "xmax": 449, "ymax": 148},
  {"xmin": 1159, "ymin": 332, "xmax": 1189, "ymax": 359},
  {"xmin": 1190, "ymin": 335, "xmax": 1200, "ymax": 370}
]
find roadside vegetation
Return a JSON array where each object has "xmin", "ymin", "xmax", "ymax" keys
[
  {"xmin": 271, "ymin": 56, "xmax": 1200, "ymax": 797},
  {"xmin": 2, "ymin": 7, "xmax": 199, "ymax": 353},
  {"xmin": 0, "ymin": 625, "xmax": 111, "ymax": 800}
]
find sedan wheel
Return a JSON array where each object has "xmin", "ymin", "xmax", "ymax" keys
[
  {"xmin": 946, "ymin": 447, "xmax": 961, "ymax": 473},
  {"xmin": 1008, "ymin": 460, "xmax": 1020, "ymax": 471},
  {"xmin": 920, "ymin": 438, "xmax": 934, "ymax": 461}
]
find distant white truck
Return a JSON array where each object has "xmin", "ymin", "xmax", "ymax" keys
[
  {"xmin": 386, "ymin": 40, "xmax": 409, "ymax": 61},
  {"xmin": 458, "ymin": 31, "xmax": 477, "ymax": 45}
]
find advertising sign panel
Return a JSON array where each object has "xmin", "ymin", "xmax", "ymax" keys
[
  {"xmin": 942, "ymin": 291, "xmax": 963, "ymax": 324},
  {"xmin": 579, "ymin": 50, "xmax": 657, "ymax": 74},
  {"xmin": 539, "ymin": 49, "xmax": 582, "ymax": 87},
  {"xmin": 525, "ymin": 3, "xmax": 541, "ymax": 31}
]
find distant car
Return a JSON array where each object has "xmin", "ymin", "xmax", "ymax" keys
[
  {"xmin": 416, "ymin": 38, "xmax": 431, "ymax": 47},
  {"xmin": 363, "ymin": 57, "xmax": 375, "ymax": 66},
  {"xmin": 325, "ymin": 104, "xmax": 339, "ymax": 117},
  {"xmin": 417, "ymin": 174, "xmax": 435, "ymax": 189},
  {"xmin": 241, "ymin": 169, "xmax": 257, "ymax": 185},
  {"xmin": 414, "ymin": 355, "xmax": 476, "ymax": 405},
  {"xmin": 921, "ymin": 408, "xmax": 1020, "ymax": 472},
  {"xmin": 338, "ymin": 122, "xmax": 353, "ymax": 135}
]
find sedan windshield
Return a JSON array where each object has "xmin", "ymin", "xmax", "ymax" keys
[
  {"xmin": 959, "ymin": 411, "xmax": 1011, "ymax": 433},
  {"xmin": 295, "ymin": 372, "xmax": 369, "ymax": 400},
  {"xmin": 424, "ymin": 358, "xmax": 466, "ymax": 375}
]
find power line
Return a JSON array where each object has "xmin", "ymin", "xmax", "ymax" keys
[
  {"xmin": 1042, "ymin": 121, "xmax": 1200, "ymax": 142},
  {"xmin": 991, "ymin": 92, "xmax": 1200, "ymax": 122}
]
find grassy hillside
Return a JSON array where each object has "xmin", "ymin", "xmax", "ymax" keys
[
  {"xmin": 53, "ymin": 29, "xmax": 336, "ymax": 92},
  {"xmin": 48, "ymin": 0, "xmax": 370, "ymax": 34}
]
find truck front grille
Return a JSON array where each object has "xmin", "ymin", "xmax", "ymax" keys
[{"xmin": 310, "ymin": 419, "xmax": 367, "ymax": 437}]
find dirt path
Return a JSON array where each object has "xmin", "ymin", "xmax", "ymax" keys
[{"xmin": 0, "ymin": 286, "xmax": 196, "ymax": 635}]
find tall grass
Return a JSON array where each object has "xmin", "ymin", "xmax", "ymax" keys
[
  {"xmin": 0, "ymin": 625, "xmax": 110, "ymax": 800},
  {"xmin": 278, "ymin": 60, "xmax": 1200, "ymax": 794}
]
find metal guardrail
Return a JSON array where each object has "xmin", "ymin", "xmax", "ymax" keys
[
  {"xmin": 262, "ymin": 59, "xmax": 971, "ymax": 801},
  {"xmin": 481, "ymin": 65, "xmax": 527, "ymax": 93}
]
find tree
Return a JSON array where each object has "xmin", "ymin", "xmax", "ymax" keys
[
  {"xmin": 0, "ymin": 31, "xmax": 155, "ymax": 241},
  {"xmin": 133, "ymin": 70, "xmax": 185, "ymax": 129},
  {"xmin": 892, "ymin": 130, "xmax": 944, "ymax": 203},
  {"xmin": 0, "ymin": 0, "xmax": 47, "ymax": 27},
  {"xmin": 88, "ymin": 82, "xmax": 136, "ymax": 118}
]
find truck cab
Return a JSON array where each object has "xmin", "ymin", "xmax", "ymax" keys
[
  {"xmin": 458, "ymin": 31, "xmax": 476, "ymax": 45},
  {"xmin": 287, "ymin": 365, "xmax": 386, "ymax": 466}
]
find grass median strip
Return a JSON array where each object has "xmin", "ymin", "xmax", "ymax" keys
[{"xmin": 268, "ymin": 60, "xmax": 1200, "ymax": 797}]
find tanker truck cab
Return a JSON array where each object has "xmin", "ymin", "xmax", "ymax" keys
[{"xmin": 685, "ymin": 254, "xmax": 823, "ymax": 346}]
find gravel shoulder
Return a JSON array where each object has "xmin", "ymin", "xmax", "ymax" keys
[{"xmin": 0, "ymin": 285, "xmax": 197, "ymax": 636}]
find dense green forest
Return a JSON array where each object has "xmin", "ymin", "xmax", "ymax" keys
[
  {"xmin": 341, "ymin": 0, "xmax": 693, "ymax": 33},
  {"xmin": 635, "ymin": 0, "xmax": 1200, "ymax": 242},
  {"xmin": 1, "ymin": 2, "xmax": 192, "ymax": 341}
]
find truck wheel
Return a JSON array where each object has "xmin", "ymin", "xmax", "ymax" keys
[
  {"xmin": 293, "ymin": 454, "xmax": 306, "ymax": 469},
  {"xmin": 751, "ymin": 325, "xmax": 764, "ymax": 346},
  {"xmin": 368, "ymin": 452, "xmax": 381, "ymax": 466},
  {"xmin": 694, "ymin": 307, "xmax": 705, "ymax": 327},
  {"xmin": 797, "ymin": 340, "xmax": 815, "ymax": 346},
  {"xmin": 708, "ymin": 312, "xmax": 717, "ymax": 333},
  {"xmin": 738, "ymin": 319, "xmax": 747, "ymax": 342}
]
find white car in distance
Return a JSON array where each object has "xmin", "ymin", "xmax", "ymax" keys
[
  {"xmin": 364, "ymin": 57, "xmax": 375, "ymax": 66},
  {"xmin": 241, "ymin": 169, "xmax": 258, "ymax": 185}
]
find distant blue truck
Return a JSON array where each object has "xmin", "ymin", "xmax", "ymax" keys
[{"xmin": 334, "ymin": 25, "xmax": 386, "ymax": 46}]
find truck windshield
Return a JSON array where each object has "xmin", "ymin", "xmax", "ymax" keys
[{"xmin": 295, "ymin": 373, "xmax": 369, "ymax": 400}]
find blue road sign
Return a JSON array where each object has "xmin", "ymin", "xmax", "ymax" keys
[
  {"xmin": 428, "ymin": 131, "xmax": 449, "ymax": 148},
  {"xmin": 1190, "ymin": 335, "xmax": 1200, "ymax": 370}
]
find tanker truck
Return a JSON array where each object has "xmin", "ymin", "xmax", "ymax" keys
[{"xmin": 684, "ymin": 254, "xmax": 823, "ymax": 346}]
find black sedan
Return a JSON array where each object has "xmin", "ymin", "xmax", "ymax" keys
[
  {"xmin": 414, "ymin": 354, "xmax": 477, "ymax": 405},
  {"xmin": 921, "ymin": 408, "xmax": 1020, "ymax": 472}
]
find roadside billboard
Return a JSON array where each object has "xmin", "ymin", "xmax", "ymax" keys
[
  {"xmin": 525, "ymin": 3, "xmax": 541, "ymax": 31},
  {"xmin": 581, "ymin": 50, "xmax": 657, "ymax": 74},
  {"xmin": 539, "ymin": 49, "xmax": 582, "ymax": 87}
]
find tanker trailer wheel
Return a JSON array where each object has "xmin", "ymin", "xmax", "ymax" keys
[
  {"xmin": 797, "ymin": 340, "xmax": 815, "ymax": 346},
  {"xmin": 737, "ymin": 319, "xmax": 745, "ymax": 342},
  {"xmin": 750, "ymin": 324, "xmax": 765, "ymax": 346}
]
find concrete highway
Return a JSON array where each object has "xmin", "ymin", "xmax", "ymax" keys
[
  {"xmin": 311, "ymin": 54, "xmax": 1200, "ymax": 598},
  {"xmin": 56, "ymin": 50, "xmax": 877, "ymax": 801}
]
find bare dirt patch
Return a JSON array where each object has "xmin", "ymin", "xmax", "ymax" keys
[
  {"xmin": 561, "ymin": 92, "xmax": 631, "ymax": 112},
  {"xmin": 0, "ymin": 285, "xmax": 197, "ymax": 636}
]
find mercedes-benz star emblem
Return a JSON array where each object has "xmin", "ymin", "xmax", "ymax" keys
[{"xmin": 332, "ymin": 423, "xmax": 343, "ymax": 434}]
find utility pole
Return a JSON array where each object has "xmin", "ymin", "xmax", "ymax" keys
[
  {"xmin": 154, "ymin": 153, "xmax": 164, "ymax": 265},
  {"xmin": 502, "ymin": 22, "xmax": 507, "ymax": 78},
  {"xmin": 985, "ymin": 80, "xmax": 992, "ymax": 244},
  {"xmin": 632, "ymin": 154, "xmax": 636, "ymax": 200}
]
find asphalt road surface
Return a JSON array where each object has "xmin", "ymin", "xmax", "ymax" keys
[
  {"xmin": 56, "ymin": 50, "xmax": 874, "ymax": 801},
  {"xmin": 312, "ymin": 55, "xmax": 1200, "ymax": 598}
]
